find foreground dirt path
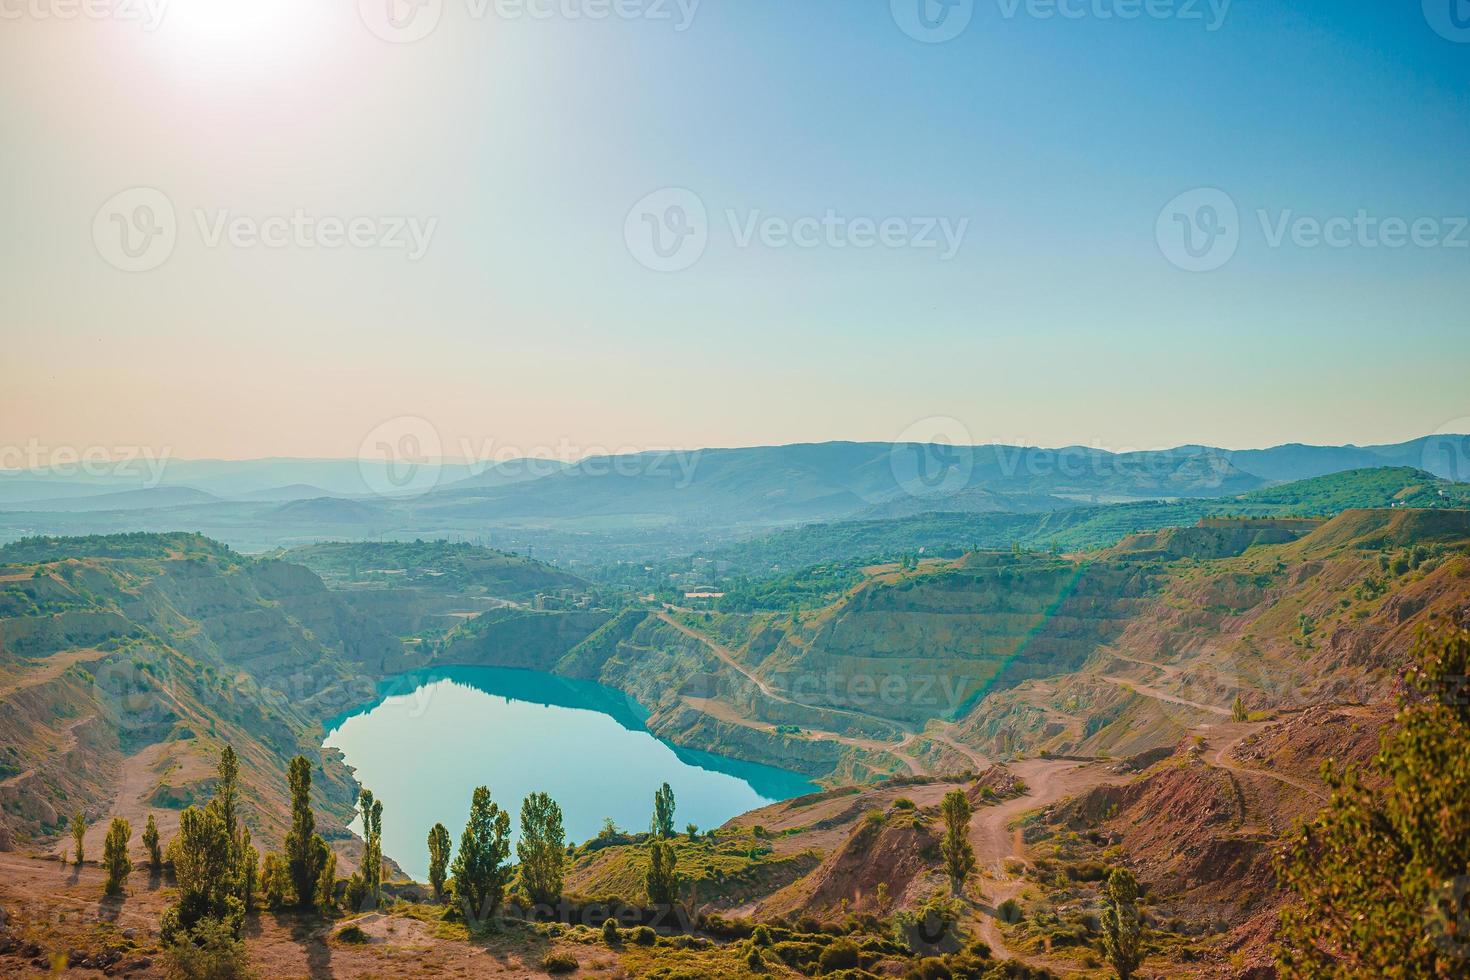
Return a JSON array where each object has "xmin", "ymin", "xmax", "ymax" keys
[{"xmin": 967, "ymin": 759, "xmax": 1129, "ymax": 964}]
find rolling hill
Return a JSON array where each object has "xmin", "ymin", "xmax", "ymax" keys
[{"xmin": 700, "ymin": 467, "xmax": 1470, "ymax": 575}]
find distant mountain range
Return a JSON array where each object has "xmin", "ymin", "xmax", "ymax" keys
[{"xmin": 0, "ymin": 435, "xmax": 1465, "ymax": 560}]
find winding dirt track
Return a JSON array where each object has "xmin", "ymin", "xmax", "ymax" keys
[
  {"xmin": 654, "ymin": 612, "xmax": 938, "ymax": 777},
  {"xmin": 1095, "ymin": 662, "xmax": 1329, "ymax": 800},
  {"xmin": 922, "ymin": 725, "xmax": 991, "ymax": 772},
  {"xmin": 680, "ymin": 696, "xmax": 927, "ymax": 776},
  {"xmin": 1202, "ymin": 721, "xmax": 1329, "ymax": 801},
  {"xmin": 656, "ymin": 613, "xmax": 913, "ymax": 730},
  {"xmin": 1099, "ymin": 674, "xmax": 1233, "ymax": 718},
  {"xmin": 966, "ymin": 759, "xmax": 1130, "ymax": 964}
]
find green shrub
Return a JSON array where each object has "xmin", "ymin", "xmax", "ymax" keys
[
  {"xmin": 631, "ymin": 925, "xmax": 657, "ymax": 945},
  {"xmin": 541, "ymin": 950, "xmax": 579, "ymax": 973},
  {"xmin": 905, "ymin": 957, "xmax": 952, "ymax": 980},
  {"xmin": 1065, "ymin": 861, "xmax": 1108, "ymax": 882},
  {"xmin": 773, "ymin": 940, "xmax": 824, "ymax": 968},
  {"xmin": 894, "ymin": 893, "xmax": 967, "ymax": 954},
  {"xmin": 746, "ymin": 943, "xmax": 765, "ymax": 970},
  {"xmin": 601, "ymin": 917, "xmax": 621, "ymax": 946},
  {"xmin": 335, "ymin": 924, "xmax": 369, "ymax": 944},
  {"xmin": 163, "ymin": 917, "xmax": 255, "ymax": 979},
  {"xmin": 997, "ymin": 898, "xmax": 1023, "ymax": 924},
  {"xmin": 818, "ymin": 938, "xmax": 860, "ymax": 972}
]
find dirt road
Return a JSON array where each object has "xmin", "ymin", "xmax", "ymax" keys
[
  {"xmin": 1100, "ymin": 674, "xmax": 1232, "ymax": 718},
  {"xmin": 1201, "ymin": 720, "xmax": 1328, "ymax": 801},
  {"xmin": 967, "ymin": 759, "xmax": 1129, "ymax": 962},
  {"xmin": 680, "ymin": 695, "xmax": 928, "ymax": 776}
]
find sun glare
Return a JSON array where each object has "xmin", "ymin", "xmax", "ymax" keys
[{"xmin": 148, "ymin": 0, "xmax": 331, "ymax": 75}]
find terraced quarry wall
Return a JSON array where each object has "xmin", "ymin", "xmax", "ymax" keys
[
  {"xmin": 0, "ymin": 540, "xmax": 418, "ymax": 854},
  {"xmin": 689, "ymin": 555, "xmax": 1155, "ymax": 729},
  {"xmin": 951, "ymin": 509, "xmax": 1470, "ymax": 760}
]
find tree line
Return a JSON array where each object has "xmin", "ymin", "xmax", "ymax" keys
[{"xmin": 77, "ymin": 747, "xmax": 692, "ymax": 969}]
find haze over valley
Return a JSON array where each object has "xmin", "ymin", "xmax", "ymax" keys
[{"xmin": 4, "ymin": 1, "xmax": 1469, "ymax": 977}]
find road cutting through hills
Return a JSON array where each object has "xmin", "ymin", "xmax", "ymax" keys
[{"xmin": 655, "ymin": 612, "xmax": 941, "ymax": 771}]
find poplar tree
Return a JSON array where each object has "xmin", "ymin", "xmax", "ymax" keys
[
  {"xmin": 651, "ymin": 782, "xmax": 676, "ymax": 839},
  {"xmin": 427, "ymin": 823, "xmax": 451, "ymax": 903},
  {"xmin": 517, "ymin": 792, "xmax": 566, "ymax": 906},
  {"xmin": 284, "ymin": 756, "xmax": 328, "ymax": 909},
  {"xmin": 645, "ymin": 840, "xmax": 679, "ymax": 905},
  {"xmin": 451, "ymin": 786, "xmax": 512, "ymax": 924},
  {"xmin": 71, "ymin": 811, "xmax": 86, "ymax": 866},
  {"xmin": 1101, "ymin": 868, "xmax": 1144, "ymax": 980},
  {"xmin": 358, "ymin": 788, "xmax": 384, "ymax": 908},
  {"xmin": 939, "ymin": 790, "xmax": 976, "ymax": 894},
  {"xmin": 142, "ymin": 814, "xmax": 162, "ymax": 871},
  {"xmin": 164, "ymin": 804, "xmax": 241, "ymax": 940},
  {"xmin": 316, "ymin": 849, "xmax": 338, "ymax": 915},
  {"xmin": 102, "ymin": 817, "xmax": 132, "ymax": 896}
]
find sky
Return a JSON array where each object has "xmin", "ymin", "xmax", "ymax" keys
[{"xmin": 2, "ymin": 0, "xmax": 1468, "ymax": 464}]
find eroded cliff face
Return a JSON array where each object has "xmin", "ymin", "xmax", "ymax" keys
[
  {"xmin": 0, "ymin": 538, "xmax": 414, "ymax": 852},
  {"xmin": 951, "ymin": 515, "xmax": 1470, "ymax": 763}
]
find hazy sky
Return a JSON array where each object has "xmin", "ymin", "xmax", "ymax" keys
[{"xmin": 3, "ymin": 0, "xmax": 1468, "ymax": 463}]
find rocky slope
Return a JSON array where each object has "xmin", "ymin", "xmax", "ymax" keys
[{"xmin": 0, "ymin": 534, "xmax": 424, "ymax": 858}]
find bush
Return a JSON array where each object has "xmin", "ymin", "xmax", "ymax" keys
[
  {"xmin": 751, "ymin": 924, "xmax": 773, "ymax": 946},
  {"xmin": 894, "ymin": 893, "xmax": 966, "ymax": 953},
  {"xmin": 163, "ymin": 917, "xmax": 254, "ymax": 980},
  {"xmin": 746, "ymin": 943, "xmax": 765, "ymax": 971},
  {"xmin": 772, "ymin": 940, "xmax": 824, "ymax": 968},
  {"xmin": 818, "ymin": 938, "xmax": 860, "ymax": 973},
  {"xmin": 904, "ymin": 957, "xmax": 952, "ymax": 980},
  {"xmin": 997, "ymin": 898, "xmax": 1023, "ymax": 924},
  {"xmin": 1065, "ymin": 861, "xmax": 1108, "ymax": 882},
  {"xmin": 631, "ymin": 925, "xmax": 657, "ymax": 945},
  {"xmin": 601, "ymin": 917, "xmax": 620, "ymax": 946},
  {"xmin": 335, "ymin": 925, "xmax": 369, "ymax": 944},
  {"xmin": 541, "ymin": 951, "xmax": 579, "ymax": 973}
]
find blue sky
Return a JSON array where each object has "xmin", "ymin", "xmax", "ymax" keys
[{"xmin": 2, "ymin": 0, "xmax": 1467, "ymax": 460}]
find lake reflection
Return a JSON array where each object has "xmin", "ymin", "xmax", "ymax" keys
[{"xmin": 323, "ymin": 666, "xmax": 816, "ymax": 881}]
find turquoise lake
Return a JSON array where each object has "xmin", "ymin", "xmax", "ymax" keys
[{"xmin": 322, "ymin": 666, "xmax": 817, "ymax": 882}]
